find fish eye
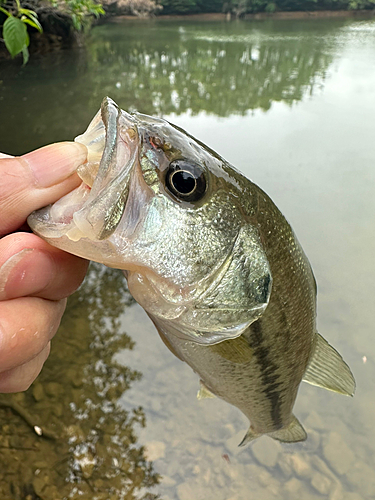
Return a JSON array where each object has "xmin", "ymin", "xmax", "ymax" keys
[{"xmin": 165, "ymin": 160, "xmax": 207, "ymax": 202}]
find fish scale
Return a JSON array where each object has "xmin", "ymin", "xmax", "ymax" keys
[{"xmin": 28, "ymin": 97, "xmax": 355, "ymax": 444}]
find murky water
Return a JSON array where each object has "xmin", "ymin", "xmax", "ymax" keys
[{"xmin": 1, "ymin": 16, "xmax": 375, "ymax": 500}]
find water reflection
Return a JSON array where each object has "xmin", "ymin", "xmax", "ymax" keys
[
  {"xmin": 86, "ymin": 20, "xmax": 336, "ymax": 115},
  {"xmin": 0, "ymin": 264, "xmax": 160, "ymax": 500},
  {"xmin": 0, "ymin": 16, "xmax": 374, "ymax": 500},
  {"xmin": 0, "ymin": 19, "xmax": 342, "ymax": 155}
]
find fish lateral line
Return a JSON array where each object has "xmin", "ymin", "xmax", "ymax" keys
[{"xmin": 27, "ymin": 97, "xmax": 356, "ymax": 447}]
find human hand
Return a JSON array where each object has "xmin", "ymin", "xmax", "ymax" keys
[{"xmin": 0, "ymin": 143, "xmax": 89, "ymax": 393}]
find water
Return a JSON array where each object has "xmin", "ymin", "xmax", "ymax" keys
[{"xmin": 0, "ymin": 16, "xmax": 375, "ymax": 500}]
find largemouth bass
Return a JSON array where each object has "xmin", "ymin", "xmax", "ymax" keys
[{"xmin": 28, "ymin": 97, "xmax": 355, "ymax": 444}]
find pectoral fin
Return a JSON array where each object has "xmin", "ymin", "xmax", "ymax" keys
[
  {"xmin": 208, "ymin": 334, "xmax": 252, "ymax": 364},
  {"xmin": 303, "ymin": 333, "xmax": 355, "ymax": 396}
]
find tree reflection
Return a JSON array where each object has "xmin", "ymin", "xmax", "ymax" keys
[
  {"xmin": 86, "ymin": 20, "xmax": 336, "ymax": 115},
  {"xmin": 0, "ymin": 19, "xmax": 342, "ymax": 155},
  {"xmin": 0, "ymin": 263, "xmax": 160, "ymax": 500}
]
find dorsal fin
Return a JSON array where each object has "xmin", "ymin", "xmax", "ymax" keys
[{"xmin": 303, "ymin": 333, "xmax": 355, "ymax": 396}]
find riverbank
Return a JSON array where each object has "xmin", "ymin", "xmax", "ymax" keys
[
  {"xmin": 0, "ymin": 5, "xmax": 82, "ymax": 61},
  {"xmin": 108, "ymin": 9, "xmax": 375, "ymax": 23},
  {"xmin": 2, "ymin": 7, "xmax": 374, "ymax": 62}
]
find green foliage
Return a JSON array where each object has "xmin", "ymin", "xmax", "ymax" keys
[
  {"xmin": 265, "ymin": 1, "xmax": 276, "ymax": 11},
  {"xmin": 159, "ymin": 0, "xmax": 199, "ymax": 14},
  {"xmin": 247, "ymin": 0, "xmax": 268, "ymax": 13},
  {"xmin": 156, "ymin": 0, "xmax": 375, "ymax": 13},
  {"xmin": 60, "ymin": 0, "xmax": 105, "ymax": 31},
  {"xmin": 195, "ymin": 0, "xmax": 223, "ymax": 12},
  {"xmin": 2, "ymin": 0, "xmax": 374, "ymax": 66},
  {"xmin": 1, "ymin": 0, "xmax": 105, "ymax": 63},
  {"xmin": 3, "ymin": 15, "xmax": 28, "ymax": 56},
  {"xmin": 253, "ymin": 0, "xmax": 375, "ymax": 11},
  {"xmin": 348, "ymin": 0, "xmax": 375, "ymax": 8},
  {"xmin": 48, "ymin": 0, "xmax": 105, "ymax": 31},
  {"xmin": 0, "ymin": 0, "xmax": 42, "ymax": 64},
  {"xmin": 273, "ymin": 0, "xmax": 322, "ymax": 11}
]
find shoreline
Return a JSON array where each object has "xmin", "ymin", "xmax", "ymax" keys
[
  {"xmin": 2, "ymin": 8, "xmax": 373, "ymax": 61},
  {"xmin": 108, "ymin": 10, "xmax": 375, "ymax": 23}
]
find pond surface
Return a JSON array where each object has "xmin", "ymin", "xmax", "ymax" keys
[{"xmin": 1, "ymin": 16, "xmax": 375, "ymax": 500}]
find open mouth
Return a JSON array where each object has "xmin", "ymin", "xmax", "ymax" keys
[{"xmin": 28, "ymin": 97, "xmax": 139, "ymax": 242}]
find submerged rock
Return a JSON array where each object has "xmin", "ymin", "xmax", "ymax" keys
[
  {"xmin": 323, "ymin": 432, "xmax": 355, "ymax": 476},
  {"xmin": 311, "ymin": 471, "xmax": 332, "ymax": 495},
  {"xmin": 251, "ymin": 437, "xmax": 282, "ymax": 468}
]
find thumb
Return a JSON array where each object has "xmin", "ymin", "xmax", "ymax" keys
[{"xmin": 0, "ymin": 142, "xmax": 87, "ymax": 235}]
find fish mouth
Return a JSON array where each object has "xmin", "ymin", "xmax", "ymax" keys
[{"xmin": 28, "ymin": 97, "xmax": 139, "ymax": 244}]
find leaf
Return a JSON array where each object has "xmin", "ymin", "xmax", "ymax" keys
[
  {"xmin": 18, "ymin": 7, "xmax": 38, "ymax": 17},
  {"xmin": 22, "ymin": 16, "xmax": 43, "ymax": 33},
  {"xmin": 3, "ymin": 15, "xmax": 28, "ymax": 57},
  {"xmin": 21, "ymin": 44, "xmax": 29, "ymax": 65},
  {"xmin": 19, "ymin": 9, "xmax": 42, "ymax": 27},
  {"xmin": 71, "ymin": 13, "xmax": 82, "ymax": 31}
]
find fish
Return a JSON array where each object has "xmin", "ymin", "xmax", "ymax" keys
[{"xmin": 28, "ymin": 97, "xmax": 355, "ymax": 445}]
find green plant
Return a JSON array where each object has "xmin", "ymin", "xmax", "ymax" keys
[
  {"xmin": 59, "ymin": 0, "xmax": 105, "ymax": 31},
  {"xmin": 158, "ymin": 0, "xmax": 199, "ymax": 15},
  {"xmin": 265, "ymin": 1, "xmax": 276, "ymax": 11},
  {"xmin": 348, "ymin": 0, "xmax": 375, "ymax": 8},
  {"xmin": 0, "ymin": 0, "xmax": 42, "ymax": 64}
]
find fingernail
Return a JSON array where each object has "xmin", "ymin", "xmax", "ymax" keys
[
  {"xmin": 23, "ymin": 142, "xmax": 88, "ymax": 188},
  {"xmin": 0, "ymin": 248, "xmax": 54, "ymax": 300},
  {"xmin": 0, "ymin": 249, "xmax": 33, "ymax": 297}
]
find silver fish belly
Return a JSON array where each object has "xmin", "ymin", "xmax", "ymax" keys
[{"xmin": 28, "ymin": 97, "xmax": 355, "ymax": 444}]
